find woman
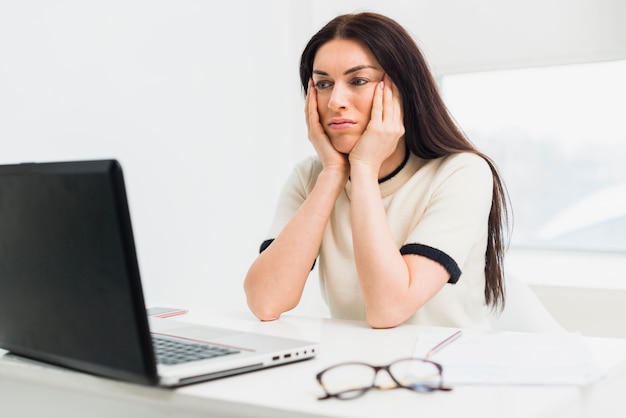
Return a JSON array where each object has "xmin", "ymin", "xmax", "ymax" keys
[{"xmin": 244, "ymin": 12, "xmax": 509, "ymax": 329}]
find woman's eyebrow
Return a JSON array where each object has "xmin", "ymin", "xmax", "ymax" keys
[
  {"xmin": 343, "ymin": 65, "xmax": 379, "ymax": 75},
  {"xmin": 312, "ymin": 65, "xmax": 380, "ymax": 77}
]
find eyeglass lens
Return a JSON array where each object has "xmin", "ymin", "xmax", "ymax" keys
[
  {"xmin": 318, "ymin": 359, "xmax": 443, "ymax": 399},
  {"xmin": 318, "ymin": 363, "xmax": 377, "ymax": 399},
  {"xmin": 389, "ymin": 359, "xmax": 442, "ymax": 390}
]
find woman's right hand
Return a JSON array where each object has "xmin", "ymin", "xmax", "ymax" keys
[
  {"xmin": 305, "ymin": 79, "xmax": 349, "ymax": 179},
  {"xmin": 245, "ymin": 80, "xmax": 350, "ymax": 322}
]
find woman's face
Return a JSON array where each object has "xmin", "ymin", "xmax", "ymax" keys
[{"xmin": 312, "ymin": 39, "xmax": 385, "ymax": 154}]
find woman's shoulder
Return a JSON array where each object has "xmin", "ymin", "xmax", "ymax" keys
[
  {"xmin": 286, "ymin": 155, "xmax": 323, "ymax": 192},
  {"xmin": 432, "ymin": 152, "xmax": 492, "ymax": 178},
  {"xmin": 293, "ymin": 155, "xmax": 322, "ymax": 170},
  {"xmin": 292, "ymin": 155, "xmax": 323, "ymax": 178},
  {"xmin": 441, "ymin": 151, "xmax": 489, "ymax": 167},
  {"xmin": 414, "ymin": 152, "xmax": 493, "ymax": 192}
]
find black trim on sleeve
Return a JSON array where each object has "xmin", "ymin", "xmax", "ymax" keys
[
  {"xmin": 259, "ymin": 239, "xmax": 316, "ymax": 271},
  {"xmin": 400, "ymin": 243, "xmax": 461, "ymax": 284},
  {"xmin": 260, "ymin": 239, "xmax": 274, "ymax": 253}
]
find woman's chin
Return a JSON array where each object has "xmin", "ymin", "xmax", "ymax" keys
[{"xmin": 330, "ymin": 138, "xmax": 357, "ymax": 155}]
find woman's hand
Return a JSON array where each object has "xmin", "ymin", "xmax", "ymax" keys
[
  {"xmin": 305, "ymin": 79, "xmax": 349, "ymax": 178},
  {"xmin": 349, "ymin": 75, "xmax": 405, "ymax": 173}
]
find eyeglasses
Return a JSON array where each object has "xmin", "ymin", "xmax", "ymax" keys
[{"xmin": 316, "ymin": 357, "xmax": 452, "ymax": 400}]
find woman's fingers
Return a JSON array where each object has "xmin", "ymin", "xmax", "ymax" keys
[
  {"xmin": 370, "ymin": 78, "xmax": 384, "ymax": 124},
  {"xmin": 382, "ymin": 75, "xmax": 394, "ymax": 122},
  {"xmin": 371, "ymin": 75, "xmax": 401, "ymax": 126},
  {"xmin": 306, "ymin": 80, "xmax": 328, "ymax": 139},
  {"xmin": 391, "ymin": 78, "xmax": 404, "ymax": 127},
  {"xmin": 304, "ymin": 79, "xmax": 316, "ymax": 129},
  {"xmin": 305, "ymin": 79, "xmax": 349, "ymax": 172},
  {"xmin": 383, "ymin": 75, "xmax": 405, "ymax": 137},
  {"xmin": 382, "ymin": 75, "xmax": 403, "ymax": 126}
]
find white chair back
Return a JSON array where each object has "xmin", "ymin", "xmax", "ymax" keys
[{"xmin": 488, "ymin": 273, "xmax": 565, "ymax": 333}]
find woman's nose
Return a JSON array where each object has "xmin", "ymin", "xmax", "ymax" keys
[{"xmin": 327, "ymin": 84, "xmax": 349, "ymax": 110}]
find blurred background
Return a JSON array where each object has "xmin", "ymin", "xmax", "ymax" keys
[{"xmin": 1, "ymin": 0, "xmax": 624, "ymax": 335}]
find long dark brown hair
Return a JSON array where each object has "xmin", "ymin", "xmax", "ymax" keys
[{"xmin": 300, "ymin": 12, "xmax": 510, "ymax": 311}]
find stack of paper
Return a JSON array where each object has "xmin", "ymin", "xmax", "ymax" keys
[{"xmin": 413, "ymin": 332, "xmax": 599, "ymax": 385}]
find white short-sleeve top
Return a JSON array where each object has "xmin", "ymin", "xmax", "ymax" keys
[{"xmin": 263, "ymin": 151, "xmax": 494, "ymax": 330}]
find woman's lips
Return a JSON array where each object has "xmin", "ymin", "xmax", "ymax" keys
[{"xmin": 328, "ymin": 119, "xmax": 356, "ymax": 130}]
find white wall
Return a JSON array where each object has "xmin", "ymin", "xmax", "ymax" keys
[
  {"xmin": 1, "ymin": 1, "xmax": 624, "ymax": 317},
  {"xmin": 0, "ymin": 0, "xmax": 307, "ymax": 311},
  {"xmin": 307, "ymin": 0, "xmax": 626, "ymax": 74}
]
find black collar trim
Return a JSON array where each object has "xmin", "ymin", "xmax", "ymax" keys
[{"xmin": 378, "ymin": 146, "xmax": 410, "ymax": 184}]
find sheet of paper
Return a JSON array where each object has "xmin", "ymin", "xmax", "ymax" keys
[{"xmin": 413, "ymin": 331, "xmax": 599, "ymax": 385}]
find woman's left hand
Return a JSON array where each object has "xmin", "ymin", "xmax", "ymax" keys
[{"xmin": 348, "ymin": 74, "xmax": 405, "ymax": 172}]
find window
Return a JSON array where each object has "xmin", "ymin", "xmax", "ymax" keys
[{"xmin": 441, "ymin": 60, "xmax": 626, "ymax": 253}]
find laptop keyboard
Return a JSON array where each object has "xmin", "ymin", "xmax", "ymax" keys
[{"xmin": 152, "ymin": 335, "xmax": 240, "ymax": 365}]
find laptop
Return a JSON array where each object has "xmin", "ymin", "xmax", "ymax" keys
[{"xmin": 0, "ymin": 159, "xmax": 318, "ymax": 387}]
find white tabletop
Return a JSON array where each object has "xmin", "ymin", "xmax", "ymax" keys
[{"xmin": 1, "ymin": 308, "xmax": 626, "ymax": 418}]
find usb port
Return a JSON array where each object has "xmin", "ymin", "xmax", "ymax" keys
[
  {"xmin": 284, "ymin": 353, "xmax": 292, "ymax": 359},
  {"xmin": 272, "ymin": 355, "xmax": 280, "ymax": 361}
]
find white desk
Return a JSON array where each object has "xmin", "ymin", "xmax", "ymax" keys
[{"xmin": 1, "ymin": 309, "xmax": 626, "ymax": 418}]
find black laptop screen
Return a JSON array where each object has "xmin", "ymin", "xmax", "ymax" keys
[{"xmin": 0, "ymin": 160, "xmax": 158, "ymax": 385}]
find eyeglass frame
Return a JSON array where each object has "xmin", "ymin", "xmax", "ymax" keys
[{"xmin": 315, "ymin": 357, "xmax": 453, "ymax": 400}]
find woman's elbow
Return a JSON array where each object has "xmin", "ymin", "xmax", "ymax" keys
[
  {"xmin": 245, "ymin": 288, "xmax": 292, "ymax": 322},
  {"xmin": 365, "ymin": 306, "xmax": 412, "ymax": 329},
  {"xmin": 247, "ymin": 302, "xmax": 282, "ymax": 322},
  {"xmin": 244, "ymin": 283, "xmax": 283, "ymax": 321},
  {"xmin": 367, "ymin": 320, "xmax": 401, "ymax": 329},
  {"xmin": 244, "ymin": 291, "xmax": 283, "ymax": 321}
]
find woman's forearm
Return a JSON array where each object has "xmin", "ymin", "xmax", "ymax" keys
[
  {"xmin": 350, "ymin": 166, "xmax": 450, "ymax": 328},
  {"xmin": 244, "ymin": 169, "xmax": 347, "ymax": 321},
  {"xmin": 348, "ymin": 163, "xmax": 415, "ymax": 328}
]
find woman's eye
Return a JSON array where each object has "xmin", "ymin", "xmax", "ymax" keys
[
  {"xmin": 315, "ymin": 80, "xmax": 332, "ymax": 90},
  {"xmin": 351, "ymin": 78, "xmax": 368, "ymax": 86}
]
